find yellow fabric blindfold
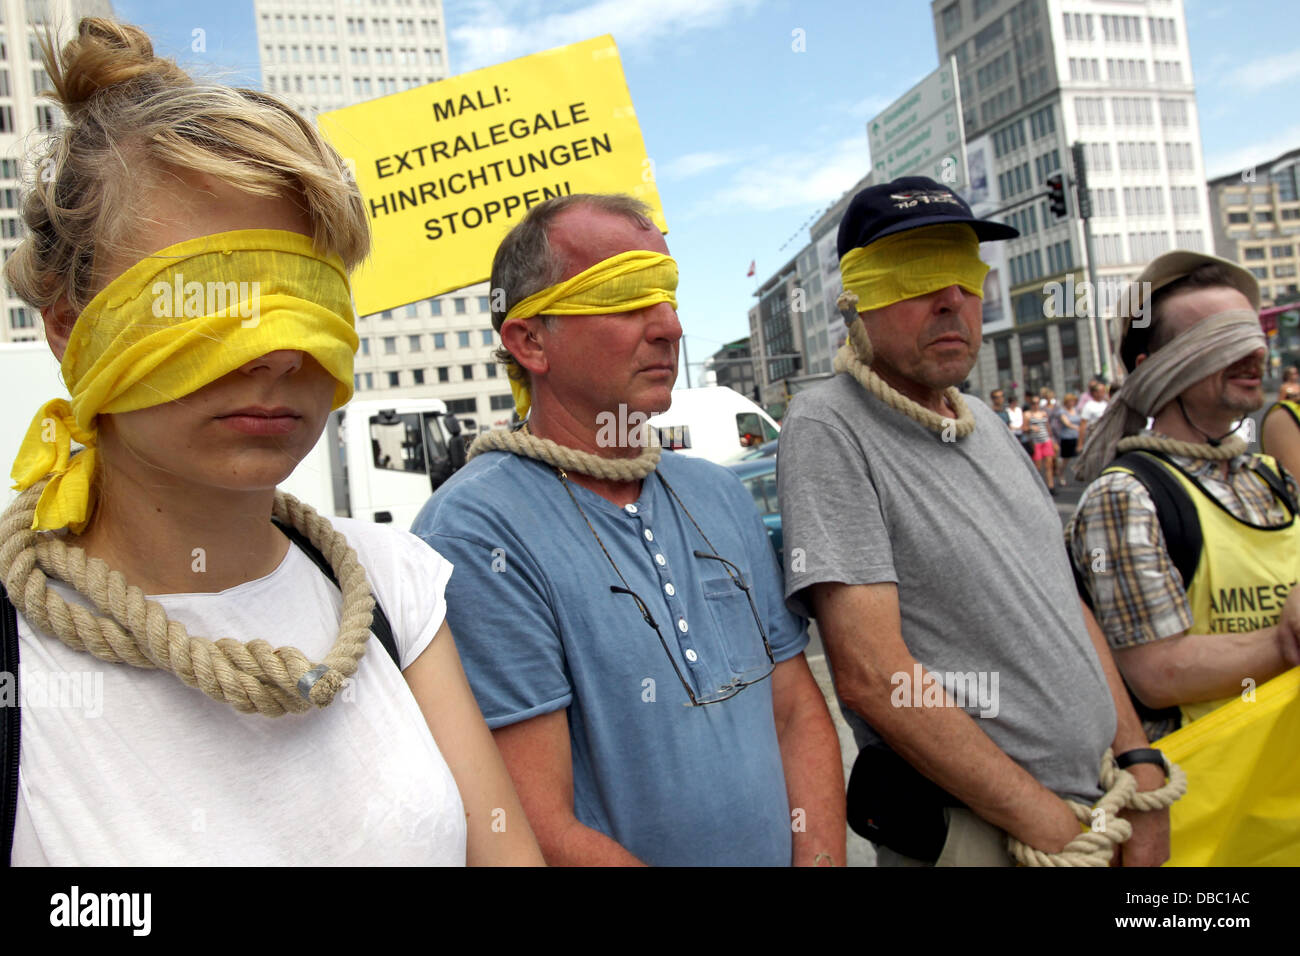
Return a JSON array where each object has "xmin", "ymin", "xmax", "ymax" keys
[
  {"xmin": 11, "ymin": 229, "xmax": 358, "ymax": 533},
  {"xmin": 501, "ymin": 250, "xmax": 678, "ymax": 419},
  {"xmin": 839, "ymin": 223, "xmax": 989, "ymax": 313}
]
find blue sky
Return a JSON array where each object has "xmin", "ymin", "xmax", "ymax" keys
[{"xmin": 116, "ymin": 0, "xmax": 1298, "ymax": 378}]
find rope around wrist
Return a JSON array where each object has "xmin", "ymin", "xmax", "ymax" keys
[
  {"xmin": 467, "ymin": 421, "xmax": 662, "ymax": 480},
  {"xmin": 0, "ymin": 480, "xmax": 379, "ymax": 716},
  {"xmin": 833, "ymin": 297, "xmax": 975, "ymax": 440},
  {"xmin": 1006, "ymin": 748, "xmax": 1188, "ymax": 867}
]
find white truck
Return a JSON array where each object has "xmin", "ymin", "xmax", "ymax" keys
[
  {"xmin": 0, "ymin": 343, "xmax": 464, "ymax": 529},
  {"xmin": 2, "ymin": 344, "xmax": 778, "ymax": 527},
  {"xmin": 648, "ymin": 385, "xmax": 780, "ymax": 463}
]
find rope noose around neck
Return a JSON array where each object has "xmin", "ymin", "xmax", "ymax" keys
[
  {"xmin": 834, "ymin": 291, "xmax": 976, "ymax": 439},
  {"xmin": 467, "ymin": 421, "xmax": 662, "ymax": 480},
  {"xmin": 0, "ymin": 479, "xmax": 379, "ymax": 716}
]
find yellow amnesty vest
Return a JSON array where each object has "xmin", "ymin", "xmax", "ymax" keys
[{"xmin": 1138, "ymin": 453, "xmax": 1300, "ymax": 725}]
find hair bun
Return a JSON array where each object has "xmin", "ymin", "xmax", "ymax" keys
[{"xmin": 45, "ymin": 17, "xmax": 191, "ymax": 117}]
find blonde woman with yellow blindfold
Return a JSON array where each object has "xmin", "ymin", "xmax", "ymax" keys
[{"xmin": 0, "ymin": 18, "xmax": 541, "ymax": 867}]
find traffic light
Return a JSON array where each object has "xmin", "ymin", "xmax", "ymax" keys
[{"xmin": 1047, "ymin": 173, "xmax": 1067, "ymax": 219}]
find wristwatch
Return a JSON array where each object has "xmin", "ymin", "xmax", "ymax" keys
[{"xmin": 1116, "ymin": 748, "xmax": 1168, "ymax": 771}]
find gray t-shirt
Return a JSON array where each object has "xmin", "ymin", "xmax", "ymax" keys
[{"xmin": 778, "ymin": 375, "xmax": 1115, "ymax": 802}]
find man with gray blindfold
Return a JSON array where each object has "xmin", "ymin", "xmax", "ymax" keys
[{"xmin": 1068, "ymin": 250, "xmax": 1300, "ymax": 750}]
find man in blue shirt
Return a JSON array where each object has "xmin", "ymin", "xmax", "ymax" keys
[{"xmin": 412, "ymin": 193, "xmax": 845, "ymax": 866}]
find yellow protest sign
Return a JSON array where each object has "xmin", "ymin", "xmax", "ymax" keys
[{"xmin": 317, "ymin": 35, "xmax": 667, "ymax": 316}]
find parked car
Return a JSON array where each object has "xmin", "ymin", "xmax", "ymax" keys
[{"xmin": 727, "ymin": 454, "xmax": 782, "ymax": 564}]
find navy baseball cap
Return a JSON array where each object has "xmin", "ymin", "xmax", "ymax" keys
[{"xmin": 837, "ymin": 176, "xmax": 1019, "ymax": 260}]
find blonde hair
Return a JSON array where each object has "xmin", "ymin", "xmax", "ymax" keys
[{"xmin": 6, "ymin": 17, "xmax": 369, "ymax": 317}]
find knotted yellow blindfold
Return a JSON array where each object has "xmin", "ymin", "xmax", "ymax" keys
[
  {"xmin": 839, "ymin": 223, "xmax": 989, "ymax": 313},
  {"xmin": 500, "ymin": 249, "xmax": 678, "ymax": 419},
  {"xmin": 11, "ymin": 229, "xmax": 358, "ymax": 533}
]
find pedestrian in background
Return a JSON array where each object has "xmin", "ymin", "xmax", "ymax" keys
[{"xmin": 1055, "ymin": 393, "xmax": 1083, "ymax": 486}]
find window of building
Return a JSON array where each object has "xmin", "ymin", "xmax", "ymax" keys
[
  {"xmin": 1274, "ymin": 264, "xmax": 1297, "ymax": 278},
  {"xmin": 454, "ymin": 297, "xmax": 467, "ymax": 314},
  {"xmin": 1244, "ymin": 247, "xmax": 1267, "ymax": 260},
  {"xmin": 1249, "ymin": 267, "xmax": 1268, "ymax": 279},
  {"xmin": 1227, "ymin": 212, "xmax": 1249, "ymax": 224},
  {"xmin": 383, "ymin": 336, "xmax": 397, "ymax": 354},
  {"xmin": 481, "ymin": 329, "xmax": 494, "ymax": 346},
  {"xmin": 387, "ymin": 371, "xmax": 400, "ymax": 387},
  {"xmin": 437, "ymin": 366, "xmax": 449, "ymax": 383},
  {"xmin": 490, "ymin": 394, "xmax": 514, "ymax": 411},
  {"xmin": 446, "ymin": 398, "xmax": 477, "ymax": 416},
  {"xmin": 1272, "ymin": 245, "xmax": 1295, "ymax": 258},
  {"xmin": 360, "ymin": 338, "xmax": 370, "ymax": 356},
  {"xmin": 428, "ymin": 298, "xmax": 442, "ymax": 316},
  {"xmin": 461, "ymin": 364, "xmax": 474, "ymax": 380},
  {"xmin": 456, "ymin": 331, "xmax": 470, "ymax": 348},
  {"xmin": 434, "ymin": 332, "xmax": 446, "ymax": 348},
  {"xmin": 477, "ymin": 295, "xmax": 490, "ymax": 312},
  {"xmin": 364, "ymin": 372, "xmax": 374, "ymax": 390},
  {"xmin": 413, "ymin": 368, "xmax": 425, "ymax": 385},
  {"xmin": 940, "ymin": 3, "xmax": 962, "ymax": 40},
  {"xmin": 408, "ymin": 334, "xmax": 422, "ymax": 351},
  {"xmin": 1256, "ymin": 211, "xmax": 1275, "ymax": 224},
  {"xmin": 485, "ymin": 363, "xmax": 497, "ymax": 379},
  {"xmin": 974, "ymin": 19, "xmax": 1005, "ymax": 55}
]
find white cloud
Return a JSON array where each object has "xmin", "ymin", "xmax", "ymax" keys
[
  {"xmin": 659, "ymin": 151, "xmax": 741, "ymax": 180},
  {"xmin": 449, "ymin": 0, "xmax": 764, "ymax": 72},
  {"xmin": 1224, "ymin": 47, "xmax": 1300, "ymax": 92},
  {"xmin": 698, "ymin": 133, "xmax": 871, "ymax": 214},
  {"xmin": 1204, "ymin": 123, "xmax": 1300, "ymax": 179}
]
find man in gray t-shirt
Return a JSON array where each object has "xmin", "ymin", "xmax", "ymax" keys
[{"xmin": 779, "ymin": 175, "xmax": 1170, "ymax": 867}]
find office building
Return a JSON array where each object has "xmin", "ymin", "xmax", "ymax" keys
[
  {"xmin": 1, "ymin": 0, "xmax": 113, "ymax": 345},
  {"xmin": 932, "ymin": 0, "xmax": 1213, "ymax": 397},
  {"xmin": 1207, "ymin": 147, "xmax": 1300, "ymax": 308},
  {"xmin": 256, "ymin": 0, "xmax": 511, "ymax": 430}
]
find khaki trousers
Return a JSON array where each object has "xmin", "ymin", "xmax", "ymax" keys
[{"xmin": 874, "ymin": 808, "xmax": 1015, "ymax": 867}]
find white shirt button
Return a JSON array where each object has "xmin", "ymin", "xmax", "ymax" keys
[
  {"xmin": 644, "ymin": 529, "xmax": 654, "ymax": 542},
  {"xmin": 677, "ymin": 618, "xmax": 689, "ymax": 633},
  {"xmin": 664, "ymin": 583, "xmax": 676, "ymax": 596},
  {"xmin": 655, "ymin": 554, "xmax": 666, "ymax": 566},
  {"xmin": 684, "ymin": 649, "xmax": 698, "ymax": 663},
  {"xmin": 624, "ymin": 504, "xmax": 638, "ymax": 515}
]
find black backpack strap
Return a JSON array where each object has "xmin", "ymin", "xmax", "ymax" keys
[
  {"xmin": 1100, "ymin": 451, "xmax": 1202, "ymax": 729},
  {"xmin": 2, "ymin": 583, "xmax": 20, "ymax": 867},
  {"xmin": 1249, "ymin": 457, "xmax": 1299, "ymax": 516},
  {"xmin": 1109, "ymin": 451, "xmax": 1203, "ymax": 592},
  {"xmin": 273, "ymin": 521, "xmax": 401, "ymax": 670}
]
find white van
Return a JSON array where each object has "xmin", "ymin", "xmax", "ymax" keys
[{"xmin": 647, "ymin": 386, "xmax": 780, "ymax": 465}]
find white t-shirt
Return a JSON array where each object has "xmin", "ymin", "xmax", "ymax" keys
[
  {"xmin": 1007, "ymin": 407, "xmax": 1024, "ymax": 430},
  {"xmin": 12, "ymin": 518, "xmax": 467, "ymax": 866},
  {"xmin": 1079, "ymin": 398, "xmax": 1109, "ymax": 425}
]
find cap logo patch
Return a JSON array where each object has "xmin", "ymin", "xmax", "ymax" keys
[{"xmin": 890, "ymin": 190, "xmax": 963, "ymax": 209}]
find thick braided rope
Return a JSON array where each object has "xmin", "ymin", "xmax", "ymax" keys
[
  {"xmin": 1007, "ymin": 749, "xmax": 1187, "ymax": 867},
  {"xmin": 1117, "ymin": 433, "xmax": 1247, "ymax": 461},
  {"xmin": 0, "ymin": 480, "xmax": 377, "ymax": 716},
  {"xmin": 467, "ymin": 424, "xmax": 661, "ymax": 480},
  {"xmin": 833, "ymin": 294, "xmax": 976, "ymax": 439}
]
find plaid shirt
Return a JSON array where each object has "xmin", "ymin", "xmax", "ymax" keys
[{"xmin": 1066, "ymin": 438, "xmax": 1296, "ymax": 739}]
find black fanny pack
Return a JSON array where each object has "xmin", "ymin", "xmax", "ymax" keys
[{"xmin": 846, "ymin": 744, "xmax": 967, "ymax": 864}]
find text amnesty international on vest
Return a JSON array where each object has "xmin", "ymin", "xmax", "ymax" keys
[{"xmin": 368, "ymin": 96, "xmax": 612, "ymax": 219}]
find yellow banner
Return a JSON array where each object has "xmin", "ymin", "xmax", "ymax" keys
[
  {"xmin": 1157, "ymin": 668, "xmax": 1300, "ymax": 865},
  {"xmin": 317, "ymin": 35, "xmax": 667, "ymax": 316}
]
